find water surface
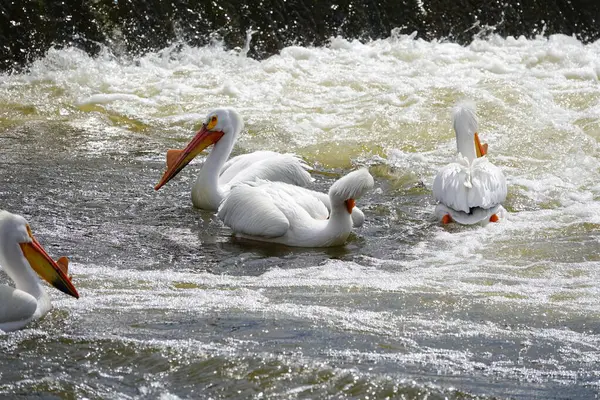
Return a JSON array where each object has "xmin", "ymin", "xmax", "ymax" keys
[{"xmin": 1, "ymin": 33, "xmax": 600, "ymax": 399}]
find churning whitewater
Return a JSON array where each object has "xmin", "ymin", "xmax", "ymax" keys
[{"xmin": 0, "ymin": 31, "xmax": 599, "ymax": 399}]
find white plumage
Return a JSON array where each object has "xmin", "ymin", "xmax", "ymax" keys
[
  {"xmin": 219, "ymin": 150, "xmax": 311, "ymax": 186},
  {"xmin": 433, "ymin": 155, "xmax": 507, "ymax": 213},
  {"xmin": 452, "ymin": 101, "xmax": 479, "ymax": 161},
  {"xmin": 154, "ymin": 108, "xmax": 365, "ymax": 225},
  {"xmin": 155, "ymin": 108, "xmax": 313, "ymax": 211},
  {"xmin": 432, "ymin": 102, "xmax": 507, "ymax": 225},
  {"xmin": 0, "ymin": 210, "xmax": 78, "ymax": 332},
  {"xmin": 218, "ymin": 169, "xmax": 374, "ymax": 247}
]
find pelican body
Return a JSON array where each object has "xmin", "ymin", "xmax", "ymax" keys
[
  {"xmin": 217, "ymin": 169, "xmax": 374, "ymax": 247},
  {"xmin": 0, "ymin": 211, "xmax": 79, "ymax": 332},
  {"xmin": 433, "ymin": 103, "xmax": 507, "ymax": 225},
  {"xmin": 154, "ymin": 108, "xmax": 313, "ymax": 211}
]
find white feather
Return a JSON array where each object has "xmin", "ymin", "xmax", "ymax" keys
[
  {"xmin": 156, "ymin": 108, "xmax": 315, "ymax": 211},
  {"xmin": 0, "ymin": 286, "xmax": 37, "ymax": 332},
  {"xmin": 452, "ymin": 101, "xmax": 479, "ymax": 163},
  {"xmin": 0, "ymin": 211, "xmax": 51, "ymax": 332},
  {"xmin": 218, "ymin": 169, "xmax": 374, "ymax": 247},
  {"xmin": 221, "ymin": 151, "xmax": 313, "ymax": 188},
  {"xmin": 433, "ymin": 155, "xmax": 507, "ymax": 213},
  {"xmin": 217, "ymin": 185, "xmax": 291, "ymax": 238},
  {"xmin": 453, "ymin": 102, "xmax": 478, "ymax": 136},
  {"xmin": 328, "ymin": 169, "xmax": 375, "ymax": 202},
  {"xmin": 302, "ymin": 188, "xmax": 366, "ymax": 227},
  {"xmin": 433, "ymin": 101, "xmax": 508, "ymax": 224}
]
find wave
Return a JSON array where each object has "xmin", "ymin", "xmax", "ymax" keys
[{"xmin": 1, "ymin": 0, "xmax": 600, "ymax": 71}]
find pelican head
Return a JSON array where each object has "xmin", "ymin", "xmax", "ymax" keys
[
  {"xmin": 452, "ymin": 102, "xmax": 487, "ymax": 161},
  {"xmin": 154, "ymin": 108, "xmax": 244, "ymax": 190},
  {"xmin": 328, "ymin": 169, "xmax": 374, "ymax": 214},
  {"xmin": 0, "ymin": 211, "xmax": 79, "ymax": 298}
]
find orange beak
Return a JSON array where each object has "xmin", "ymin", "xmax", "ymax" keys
[
  {"xmin": 474, "ymin": 132, "xmax": 488, "ymax": 158},
  {"xmin": 154, "ymin": 124, "xmax": 225, "ymax": 190},
  {"xmin": 345, "ymin": 199, "xmax": 355, "ymax": 214},
  {"xmin": 19, "ymin": 226, "xmax": 79, "ymax": 298}
]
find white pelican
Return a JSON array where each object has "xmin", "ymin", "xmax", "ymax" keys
[
  {"xmin": 0, "ymin": 210, "xmax": 79, "ymax": 332},
  {"xmin": 154, "ymin": 108, "xmax": 366, "ymax": 226},
  {"xmin": 433, "ymin": 102, "xmax": 507, "ymax": 225},
  {"xmin": 154, "ymin": 108, "xmax": 313, "ymax": 211},
  {"xmin": 217, "ymin": 169, "xmax": 374, "ymax": 247}
]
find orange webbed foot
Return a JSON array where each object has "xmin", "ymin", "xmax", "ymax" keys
[
  {"xmin": 489, "ymin": 214, "xmax": 499, "ymax": 223},
  {"xmin": 441, "ymin": 214, "xmax": 453, "ymax": 224}
]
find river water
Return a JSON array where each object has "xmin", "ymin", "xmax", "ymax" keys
[{"xmin": 0, "ymin": 32, "xmax": 599, "ymax": 399}]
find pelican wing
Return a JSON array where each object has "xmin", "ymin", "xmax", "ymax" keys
[
  {"xmin": 219, "ymin": 151, "xmax": 279, "ymax": 182},
  {"xmin": 433, "ymin": 156, "xmax": 507, "ymax": 213},
  {"xmin": 260, "ymin": 181, "xmax": 329, "ymax": 220},
  {"xmin": 219, "ymin": 151, "xmax": 313, "ymax": 187},
  {"xmin": 0, "ymin": 286, "xmax": 36, "ymax": 331},
  {"xmin": 218, "ymin": 184, "xmax": 290, "ymax": 238},
  {"xmin": 218, "ymin": 181, "xmax": 330, "ymax": 237}
]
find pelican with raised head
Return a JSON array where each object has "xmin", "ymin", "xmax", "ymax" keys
[
  {"xmin": 154, "ymin": 108, "xmax": 313, "ymax": 211},
  {"xmin": 433, "ymin": 102, "xmax": 507, "ymax": 225},
  {"xmin": 0, "ymin": 210, "xmax": 79, "ymax": 332},
  {"xmin": 217, "ymin": 169, "xmax": 374, "ymax": 247}
]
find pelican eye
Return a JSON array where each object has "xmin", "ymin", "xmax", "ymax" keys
[{"xmin": 207, "ymin": 115, "xmax": 218, "ymax": 130}]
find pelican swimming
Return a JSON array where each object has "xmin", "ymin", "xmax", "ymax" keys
[
  {"xmin": 432, "ymin": 102, "xmax": 507, "ymax": 225},
  {"xmin": 154, "ymin": 108, "xmax": 313, "ymax": 211},
  {"xmin": 0, "ymin": 210, "xmax": 79, "ymax": 332},
  {"xmin": 154, "ymin": 108, "xmax": 366, "ymax": 226},
  {"xmin": 217, "ymin": 169, "xmax": 374, "ymax": 247}
]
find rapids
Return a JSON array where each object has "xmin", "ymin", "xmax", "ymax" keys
[{"xmin": 0, "ymin": 32, "xmax": 599, "ymax": 398}]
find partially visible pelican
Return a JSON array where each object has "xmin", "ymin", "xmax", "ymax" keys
[
  {"xmin": 0, "ymin": 211, "xmax": 79, "ymax": 332},
  {"xmin": 433, "ymin": 102, "xmax": 507, "ymax": 225},
  {"xmin": 154, "ymin": 108, "xmax": 312, "ymax": 211},
  {"xmin": 217, "ymin": 169, "xmax": 374, "ymax": 247}
]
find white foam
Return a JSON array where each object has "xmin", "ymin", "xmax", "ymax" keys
[
  {"xmin": 77, "ymin": 93, "xmax": 156, "ymax": 106},
  {"xmin": 3, "ymin": 33, "xmax": 600, "ymax": 388}
]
